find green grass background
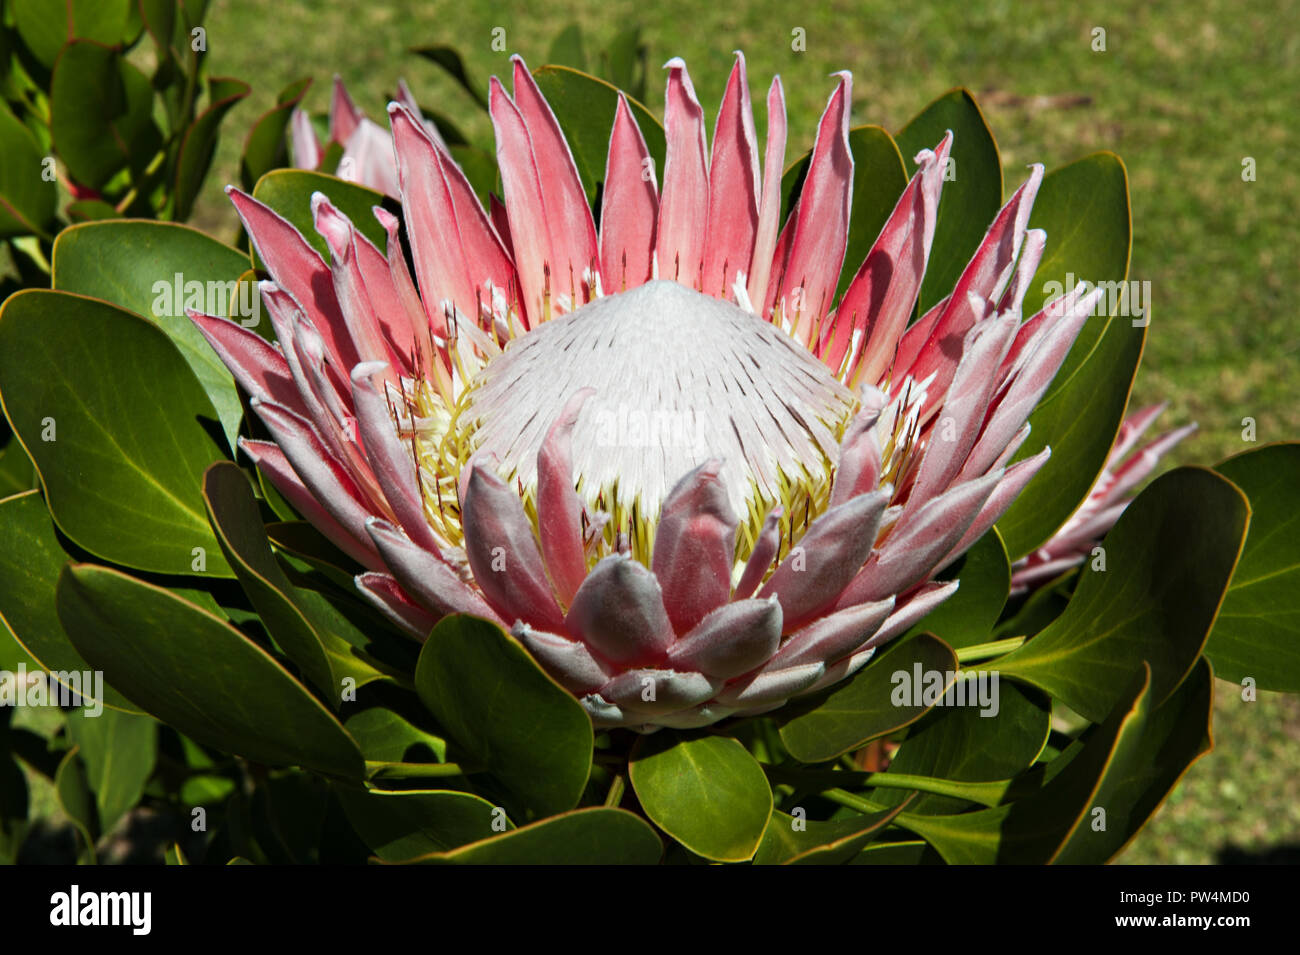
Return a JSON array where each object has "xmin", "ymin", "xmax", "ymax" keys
[{"xmin": 33, "ymin": 0, "xmax": 1293, "ymax": 864}]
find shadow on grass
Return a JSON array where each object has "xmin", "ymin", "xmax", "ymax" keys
[{"xmin": 1216, "ymin": 843, "xmax": 1300, "ymax": 865}]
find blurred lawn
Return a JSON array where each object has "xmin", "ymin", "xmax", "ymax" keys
[{"xmin": 174, "ymin": 0, "xmax": 1300, "ymax": 863}]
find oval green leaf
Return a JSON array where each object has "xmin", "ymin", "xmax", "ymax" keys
[
  {"xmin": 0, "ymin": 490, "xmax": 141, "ymax": 712},
  {"xmin": 754, "ymin": 802, "xmax": 907, "ymax": 865},
  {"xmin": 52, "ymin": 220, "xmax": 255, "ymax": 450},
  {"xmin": 1207, "ymin": 443, "xmax": 1300, "ymax": 690},
  {"xmin": 173, "ymin": 77, "xmax": 251, "ymax": 222},
  {"xmin": 777, "ymin": 632, "xmax": 959, "ymax": 763},
  {"xmin": 50, "ymin": 41, "xmax": 161, "ymax": 189},
  {"xmin": 996, "ymin": 467, "xmax": 1248, "ymax": 721},
  {"xmin": 54, "ymin": 747, "xmax": 98, "ymax": 859},
  {"xmin": 344, "ymin": 708, "xmax": 446, "ymax": 764},
  {"xmin": 0, "ymin": 104, "xmax": 57, "ymax": 238},
  {"xmin": 203, "ymin": 462, "xmax": 392, "ymax": 702},
  {"xmin": 11, "ymin": 0, "xmax": 133, "ymax": 68},
  {"xmin": 1021, "ymin": 152, "xmax": 1132, "ymax": 394},
  {"xmin": 397, "ymin": 807, "xmax": 662, "ymax": 865},
  {"xmin": 1052, "ymin": 658, "xmax": 1213, "ymax": 863},
  {"xmin": 241, "ymin": 77, "xmax": 314, "ymax": 191},
  {"xmin": 875, "ymin": 681, "xmax": 1050, "ymax": 814},
  {"xmin": 629, "ymin": 732, "xmax": 772, "ymax": 863},
  {"xmin": 0, "ymin": 289, "xmax": 232, "ymax": 576},
  {"xmin": 64, "ymin": 706, "xmax": 156, "ymax": 835},
  {"xmin": 414, "ymin": 614, "xmax": 592, "ymax": 821},
  {"xmin": 56, "ymin": 563, "xmax": 364, "ymax": 778},
  {"xmin": 336, "ymin": 786, "xmax": 503, "ymax": 862}
]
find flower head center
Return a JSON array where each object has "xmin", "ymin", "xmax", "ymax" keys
[{"xmin": 453, "ymin": 280, "xmax": 858, "ymax": 564}]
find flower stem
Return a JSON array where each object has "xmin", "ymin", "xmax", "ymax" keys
[
  {"xmin": 604, "ymin": 774, "xmax": 626, "ymax": 808},
  {"xmin": 954, "ymin": 636, "xmax": 1025, "ymax": 664},
  {"xmin": 766, "ymin": 764, "xmax": 1009, "ymax": 807},
  {"xmin": 860, "ymin": 771, "xmax": 1010, "ymax": 807},
  {"xmin": 822, "ymin": 788, "xmax": 888, "ymax": 814}
]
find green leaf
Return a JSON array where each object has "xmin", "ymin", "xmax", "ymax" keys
[
  {"xmin": 875, "ymin": 681, "xmax": 1050, "ymax": 813},
  {"xmin": 64, "ymin": 706, "xmax": 156, "ymax": 834},
  {"xmin": 336, "ymin": 787, "xmax": 503, "ymax": 861},
  {"xmin": 547, "ymin": 24, "xmax": 588, "ymax": 71},
  {"xmin": 754, "ymin": 803, "xmax": 907, "ymax": 865},
  {"xmin": 55, "ymin": 747, "xmax": 98, "ymax": 859},
  {"xmin": 628, "ymin": 732, "xmax": 772, "ymax": 862},
  {"xmin": 1052, "ymin": 658, "xmax": 1213, "ymax": 863},
  {"xmin": 996, "ymin": 306, "xmax": 1145, "ymax": 559},
  {"xmin": 65, "ymin": 200, "xmax": 122, "ymax": 223},
  {"xmin": 996, "ymin": 467, "xmax": 1249, "ymax": 721},
  {"xmin": 777, "ymin": 633, "xmax": 959, "ymax": 762},
  {"xmin": 532, "ymin": 66, "xmax": 665, "ymax": 205},
  {"xmin": 848, "ymin": 840, "xmax": 937, "ymax": 864},
  {"xmin": 0, "ymin": 746, "xmax": 28, "ymax": 864},
  {"xmin": 50, "ymin": 41, "xmax": 161, "ymax": 189},
  {"xmin": 138, "ymin": 0, "xmax": 178, "ymax": 60},
  {"xmin": 0, "ymin": 103, "xmax": 57, "ymax": 238},
  {"xmin": 266, "ymin": 521, "xmax": 357, "ymax": 590},
  {"xmin": 250, "ymin": 169, "xmax": 389, "ymax": 263},
  {"xmin": 397, "ymin": 807, "xmax": 662, "ymax": 864},
  {"xmin": 11, "ymin": 0, "xmax": 133, "ymax": 68},
  {"xmin": 203, "ymin": 462, "xmax": 392, "ymax": 702},
  {"xmin": 344, "ymin": 708, "xmax": 446, "ymax": 764},
  {"xmin": 173, "ymin": 76, "xmax": 250, "ymax": 221},
  {"xmin": 603, "ymin": 28, "xmax": 646, "ymax": 100},
  {"xmin": 447, "ymin": 144, "xmax": 499, "ymax": 208},
  {"xmin": 1021, "ymin": 153, "xmax": 1132, "ymax": 394},
  {"xmin": 52, "ymin": 220, "xmax": 254, "ymax": 451},
  {"xmin": 0, "ymin": 439, "xmax": 38, "ymax": 497},
  {"xmin": 894, "ymin": 89, "xmax": 1002, "ymax": 313},
  {"xmin": 412, "ymin": 46, "xmax": 489, "ymax": 110},
  {"xmin": 1207, "ymin": 443, "xmax": 1300, "ymax": 690},
  {"xmin": 897, "ymin": 660, "xmax": 1212, "ymax": 864},
  {"xmin": 0, "ymin": 608, "xmax": 39, "ymax": 675},
  {"xmin": 241, "ymin": 77, "xmax": 313, "ymax": 191},
  {"xmin": 416, "ymin": 107, "xmax": 471, "ymax": 148},
  {"xmin": 893, "ymin": 667, "xmax": 1152, "ymax": 863},
  {"xmin": 0, "ymin": 491, "xmax": 140, "ymax": 712},
  {"xmin": 56, "ymin": 563, "xmax": 364, "ymax": 778},
  {"xmin": 414, "ymin": 615, "xmax": 592, "ymax": 821},
  {"xmin": 902, "ymin": 528, "xmax": 1010, "ymax": 649},
  {"xmin": 0, "ymin": 290, "xmax": 232, "ymax": 576}
]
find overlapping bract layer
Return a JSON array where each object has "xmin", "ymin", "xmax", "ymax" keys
[{"xmin": 196, "ymin": 54, "xmax": 1106, "ymax": 730}]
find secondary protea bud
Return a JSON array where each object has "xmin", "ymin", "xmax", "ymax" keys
[
  {"xmin": 1011, "ymin": 404, "xmax": 1196, "ymax": 593},
  {"xmin": 290, "ymin": 75, "xmax": 447, "ymax": 197}
]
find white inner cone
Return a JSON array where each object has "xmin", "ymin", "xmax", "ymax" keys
[{"xmin": 463, "ymin": 280, "xmax": 858, "ymax": 531}]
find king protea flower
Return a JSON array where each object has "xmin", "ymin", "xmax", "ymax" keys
[
  {"xmin": 194, "ymin": 53, "xmax": 1106, "ymax": 731},
  {"xmin": 290, "ymin": 76, "xmax": 446, "ymax": 198},
  {"xmin": 1010, "ymin": 405, "xmax": 1195, "ymax": 593}
]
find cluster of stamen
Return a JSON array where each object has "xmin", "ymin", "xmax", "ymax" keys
[{"xmin": 389, "ymin": 266, "xmax": 930, "ymax": 585}]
